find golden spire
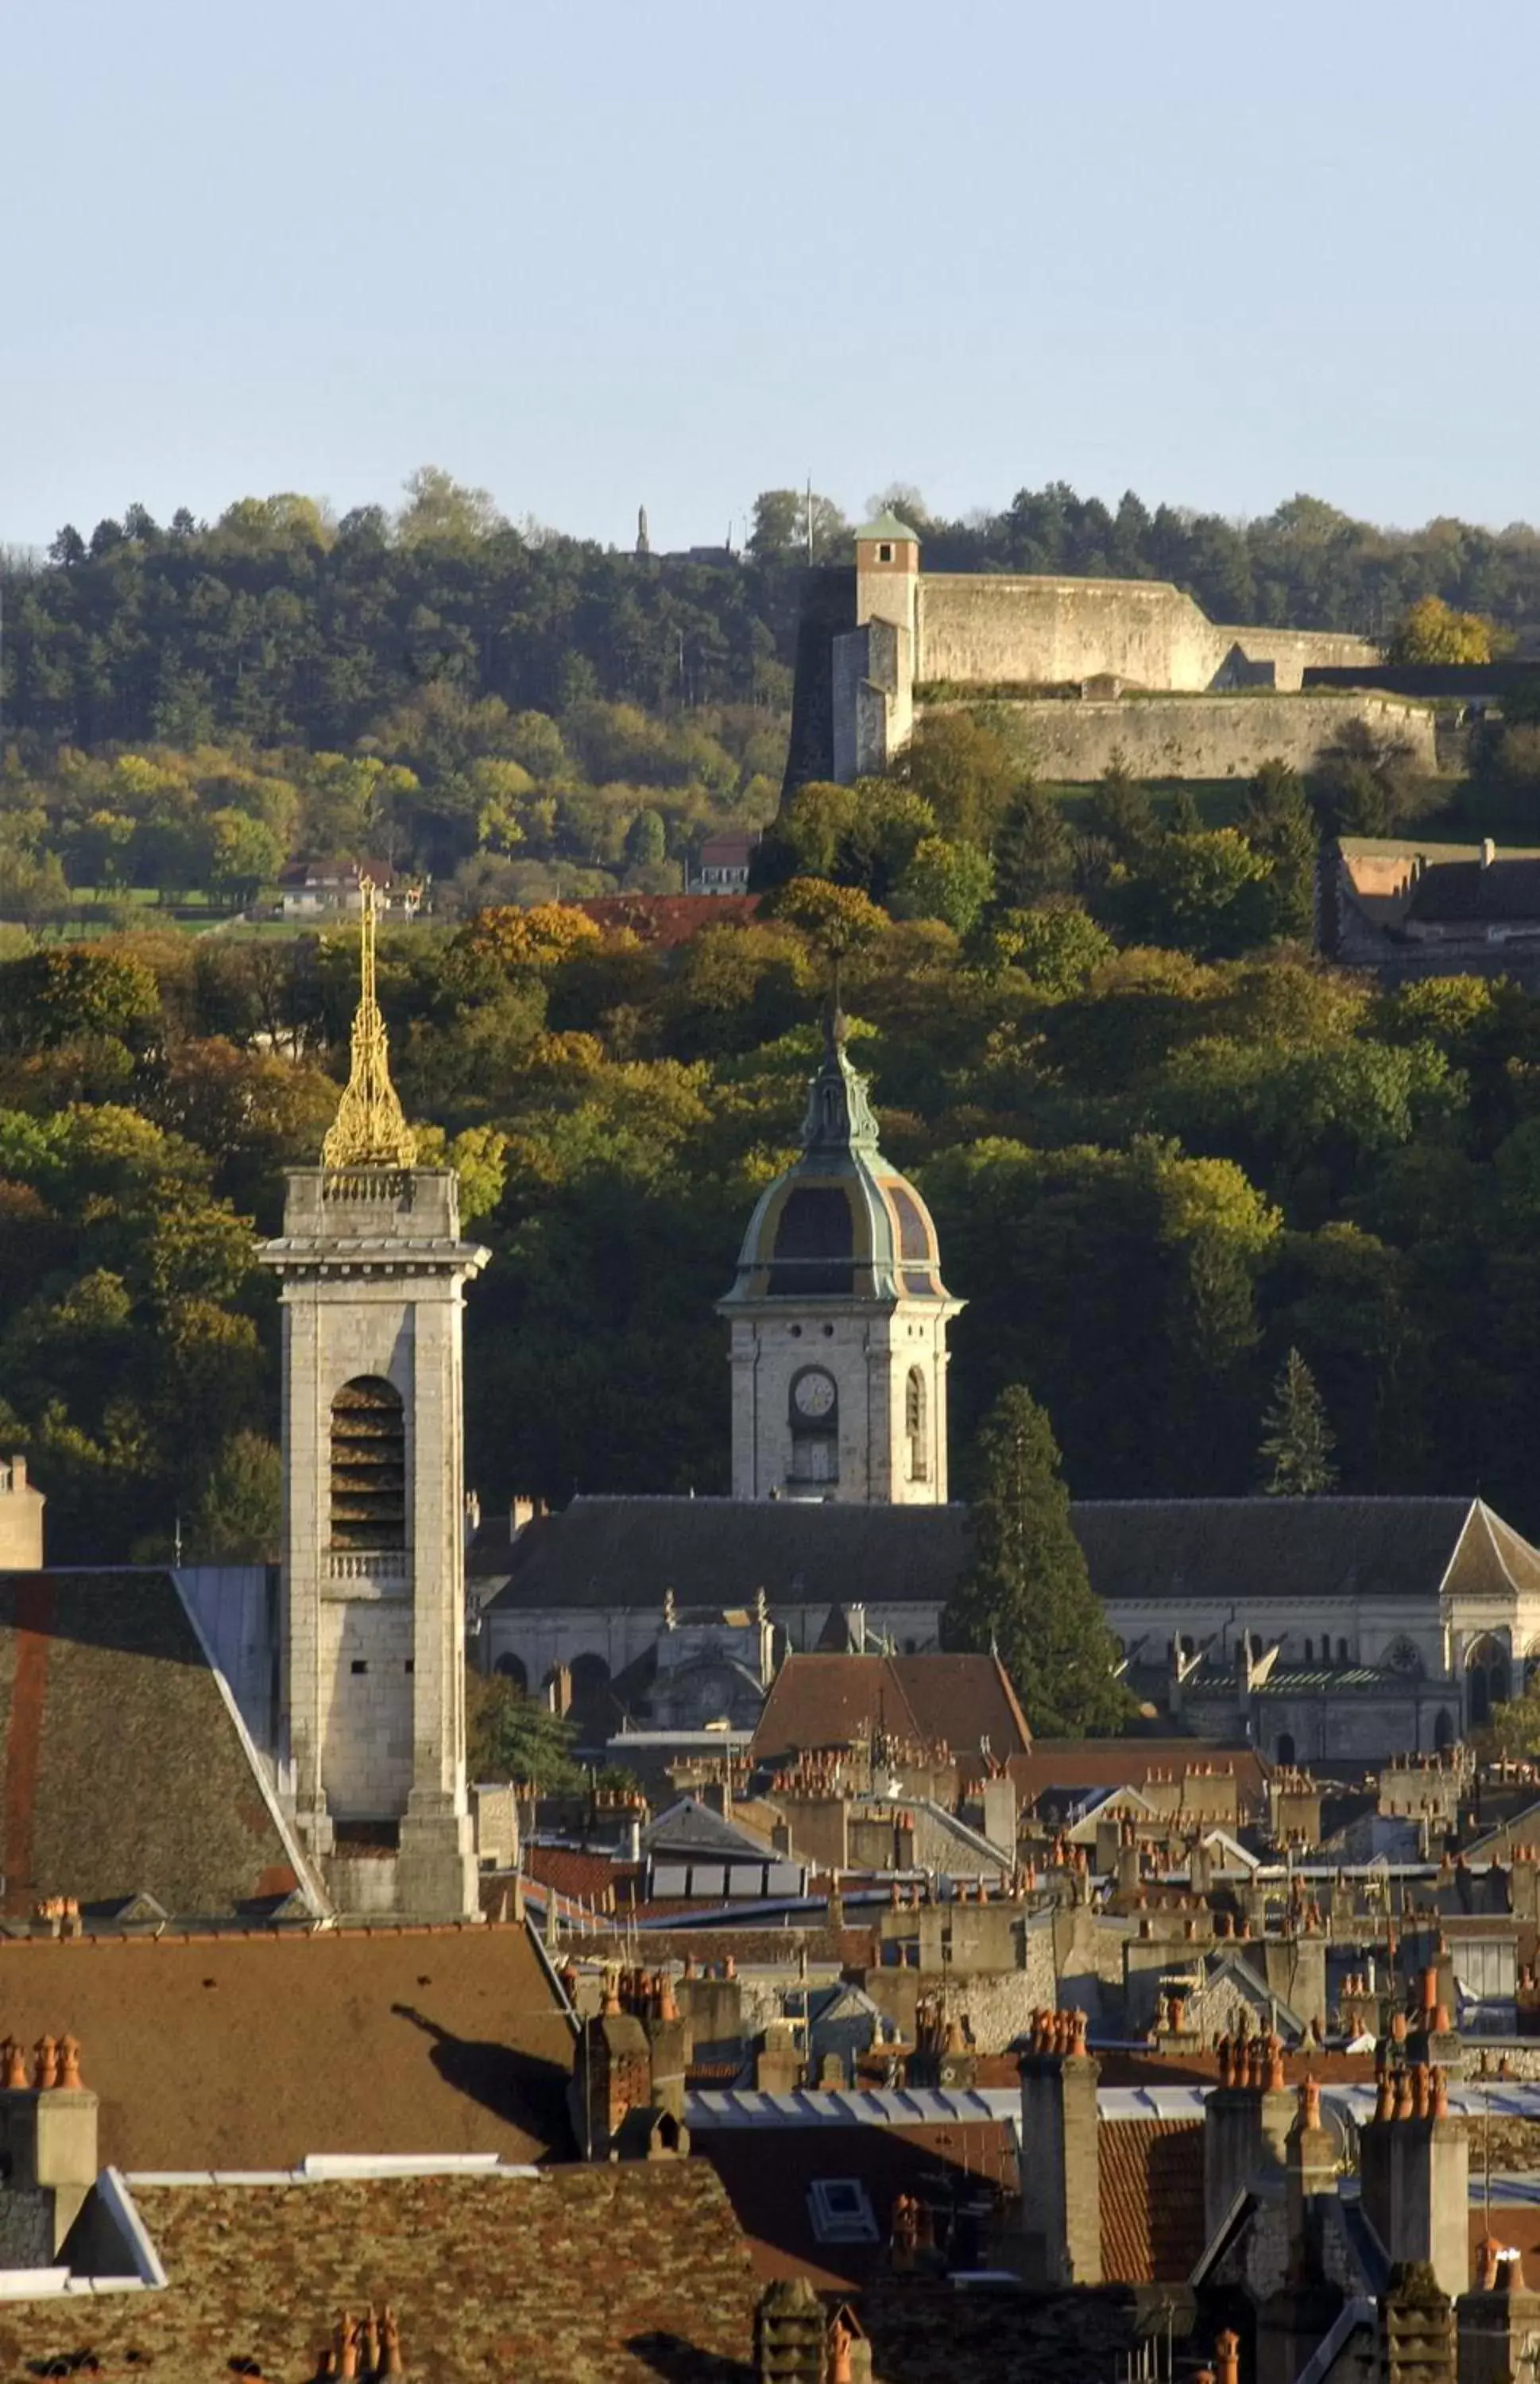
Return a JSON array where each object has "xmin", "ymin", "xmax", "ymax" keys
[{"xmin": 321, "ymin": 877, "xmax": 418, "ymax": 1170}]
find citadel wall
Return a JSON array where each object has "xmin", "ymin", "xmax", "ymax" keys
[
  {"xmin": 919, "ymin": 691, "xmax": 1437, "ymax": 784},
  {"xmin": 916, "ymin": 574, "xmax": 1229, "ymax": 691}
]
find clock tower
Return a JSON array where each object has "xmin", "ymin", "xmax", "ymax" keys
[{"xmin": 718, "ymin": 1008, "xmax": 962, "ymax": 1504}]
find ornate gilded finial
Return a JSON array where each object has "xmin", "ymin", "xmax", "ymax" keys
[{"xmin": 321, "ymin": 877, "xmax": 418, "ymax": 1171}]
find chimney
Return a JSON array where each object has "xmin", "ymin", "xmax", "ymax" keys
[
  {"xmin": 1204, "ymin": 2032, "xmax": 1295, "ymax": 2240},
  {"xmin": 1361, "ymin": 2066, "xmax": 1468, "ymax": 2301},
  {"xmin": 755, "ymin": 2278, "xmax": 826, "ymax": 2384},
  {"xmin": 0, "ymin": 2034, "xmax": 99, "ymax": 2252},
  {"xmin": 1380, "ymin": 2262, "xmax": 1455, "ymax": 2384},
  {"xmin": 574, "ymin": 2005, "xmax": 651, "ymax": 2159},
  {"xmin": 1459, "ymin": 2241, "xmax": 1540, "ymax": 2384},
  {"xmin": 1019, "ymin": 2010, "xmax": 1101, "ymax": 2285}
]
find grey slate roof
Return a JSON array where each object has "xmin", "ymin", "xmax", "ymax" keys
[
  {"xmin": 478, "ymin": 1493, "xmax": 1536, "ymax": 1616},
  {"xmin": 478, "ymin": 1496, "xmax": 971, "ymax": 1610},
  {"xmin": 1071, "ymin": 1496, "xmax": 1534, "ymax": 1605}
]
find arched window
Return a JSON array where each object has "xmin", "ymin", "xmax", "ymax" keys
[
  {"xmin": 905, "ymin": 1368, "xmax": 928, "ymax": 1482},
  {"xmin": 495, "ymin": 1653, "xmax": 528, "ymax": 1693},
  {"xmin": 1434, "ymin": 1708, "xmax": 1455, "ymax": 1753},
  {"xmin": 1276, "ymin": 1732, "xmax": 1297, "ymax": 1767},
  {"xmin": 1302, "ymin": 1639, "xmax": 1314, "ymax": 1662},
  {"xmin": 1467, "ymin": 1634, "xmax": 1511, "ymax": 1732},
  {"xmin": 330, "ymin": 1376, "xmax": 405, "ymax": 1550},
  {"xmin": 1338, "ymin": 1636, "xmax": 1350, "ymax": 1663}
]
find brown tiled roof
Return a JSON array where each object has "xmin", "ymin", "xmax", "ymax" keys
[
  {"xmin": 751, "ymin": 1654, "xmax": 1031, "ymax": 1764},
  {"xmin": 697, "ymin": 2123, "xmax": 1019, "ymax": 2289},
  {"xmin": 1008, "ymin": 1740, "xmax": 1269, "ymax": 1809},
  {"xmin": 0, "ymin": 1922, "xmax": 575, "ymax": 2169},
  {"xmin": 1097, "ymin": 2118, "xmax": 1205, "ymax": 2283},
  {"xmin": 0, "ymin": 1570, "xmax": 304, "ymax": 1918},
  {"xmin": 0, "ymin": 2165, "xmax": 758, "ymax": 2384},
  {"xmin": 526, "ymin": 1844, "xmax": 640, "ymax": 1905}
]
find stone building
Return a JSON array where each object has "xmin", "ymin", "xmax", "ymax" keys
[
  {"xmin": 794, "ymin": 512, "xmax": 1410, "ymax": 790},
  {"xmin": 257, "ymin": 883, "xmax": 488, "ymax": 1919},
  {"xmin": 718, "ymin": 1008, "xmax": 962, "ymax": 1505},
  {"xmin": 0, "ymin": 1454, "xmax": 44, "ymax": 1570}
]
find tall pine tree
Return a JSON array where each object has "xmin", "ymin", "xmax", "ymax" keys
[
  {"xmin": 1259, "ymin": 1347, "xmax": 1337, "ymax": 1495},
  {"xmin": 943, "ymin": 1385, "xmax": 1129, "ymax": 1737}
]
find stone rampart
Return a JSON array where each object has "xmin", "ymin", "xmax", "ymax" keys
[
  {"xmin": 1215, "ymin": 625, "xmax": 1382, "ymax": 691},
  {"xmin": 919, "ymin": 692, "xmax": 1437, "ymax": 784},
  {"xmin": 918, "ymin": 574, "xmax": 1227, "ymax": 692}
]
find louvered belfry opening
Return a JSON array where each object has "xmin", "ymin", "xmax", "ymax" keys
[{"xmin": 330, "ymin": 1375, "xmax": 407, "ymax": 1550}]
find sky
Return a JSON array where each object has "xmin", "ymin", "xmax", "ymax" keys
[{"xmin": 3, "ymin": 0, "xmax": 1537, "ymax": 554}]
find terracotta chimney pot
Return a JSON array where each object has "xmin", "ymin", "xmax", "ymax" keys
[
  {"xmin": 33, "ymin": 2037, "xmax": 56, "ymax": 2092},
  {"xmin": 57, "ymin": 2035, "xmax": 82, "ymax": 2091}
]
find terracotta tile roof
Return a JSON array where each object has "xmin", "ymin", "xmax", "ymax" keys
[
  {"xmin": 1097, "ymin": 2118, "xmax": 1206, "ymax": 2283},
  {"xmin": 1008, "ymin": 1740, "xmax": 1269, "ymax": 1810},
  {"xmin": 0, "ymin": 1922, "xmax": 575, "ymax": 2169},
  {"xmin": 0, "ymin": 1570, "xmax": 304, "ymax": 1918},
  {"xmin": 0, "ymin": 2165, "xmax": 758, "ymax": 2384},
  {"xmin": 526, "ymin": 1844, "xmax": 640, "ymax": 1905},
  {"xmin": 751, "ymin": 1654, "xmax": 1031, "ymax": 1764}
]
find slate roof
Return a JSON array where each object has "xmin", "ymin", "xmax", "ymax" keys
[
  {"xmin": 0, "ymin": 1922, "xmax": 575, "ymax": 2169},
  {"xmin": 1097, "ymin": 2118, "xmax": 1206, "ymax": 2283},
  {"xmin": 1074, "ymin": 1496, "xmax": 1538, "ymax": 1605},
  {"xmin": 478, "ymin": 1493, "xmax": 1537, "ymax": 1619},
  {"xmin": 478, "ymin": 1496, "xmax": 971, "ymax": 1608},
  {"xmin": 1406, "ymin": 857, "xmax": 1540, "ymax": 923},
  {"xmin": 0, "ymin": 2165, "xmax": 759, "ymax": 2384},
  {"xmin": 0, "ymin": 1570, "xmax": 308, "ymax": 1918},
  {"xmin": 750, "ymin": 1654, "xmax": 1031, "ymax": 1763}
]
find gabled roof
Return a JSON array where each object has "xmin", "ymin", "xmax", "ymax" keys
[
  {"xmin": 0, "ymin": 1923, "xmax": 575, "ymax": 2170},
  {"xmin": 0, "ymin": 1570, "xmax": 311, "ymax": 1918},
  {"xmin": 643, "ymin": 1795, "xmax": 779, "ymax": 1861},
  {"xmin": 1406, "ymin": 857, "xmax": 1540, "ymax": 923},
  {"xmin": 478, "ymin": 1493, "xmax": 1538, "ymax": 1619},
  {"xmin": 750, "ymin": 1653, "xmax": 1031, "ymax": 1763},
  {"xmin": 1074, "ymin": 1496, "xmax": 1524, "ymax": 1604}
]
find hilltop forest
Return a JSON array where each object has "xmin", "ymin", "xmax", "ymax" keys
[{"xmin": 4, "ymin": 471, "xmax": 1540, "ymax": 1565}]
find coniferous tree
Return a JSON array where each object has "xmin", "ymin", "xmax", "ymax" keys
[
  {"xmin": 992, "ymin": 782, "xmax": 1071, "ymax": 907},
  {"xmin": 1259, "ymin": 1347, "xmax": 1337, "ymax": 1496},
  {"xmin": 943, "ymin": 1385, "xmax": 1129, "ymax": 1736}
]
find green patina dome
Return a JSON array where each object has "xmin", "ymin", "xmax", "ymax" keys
[{"xmin": 719, "ymin": 1015, "xmax": 950, "ymax": 1308}]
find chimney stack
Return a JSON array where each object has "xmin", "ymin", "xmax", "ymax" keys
[{"xmin": 1019, "ymin": 2010, "xmax": 1101, "ymax": 2285}]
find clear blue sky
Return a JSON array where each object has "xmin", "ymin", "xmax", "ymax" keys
[{"xmin": 4, "ymin": 0, "xmax": 1534, "ymax": 552}]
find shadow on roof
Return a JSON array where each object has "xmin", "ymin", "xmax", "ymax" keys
[{"xmin": 390, "ymin": 2001, "xmax": 571, "ymax": 2146}]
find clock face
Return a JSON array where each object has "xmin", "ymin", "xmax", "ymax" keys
[{"xmin": 793, "ymin": 1368, "xmax": 837, "ymax": 1421}]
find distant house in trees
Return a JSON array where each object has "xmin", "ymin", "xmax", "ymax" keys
[
  {"xmin": 278, "ymin": 861, "xmax": 422, "ymax": 919},
  {"xmin": 691, "ymin": 831, "xmax": 760, "ymax": 894},
  {"xmin": 1322, "ymin": 836, "xmax": 1540, "ymax": 981}
]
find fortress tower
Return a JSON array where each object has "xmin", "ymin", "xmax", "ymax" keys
[
  {"xmin": 833, "ymin": 509, "xmax": 921, "ymax": 782},
  {"xmin": 259, "ymin": 884, "xmax": 488, "ymax": 1918},
  {"xmin": 718, "ymin": 1009, "xmax": 962, "ymax": 1504}
]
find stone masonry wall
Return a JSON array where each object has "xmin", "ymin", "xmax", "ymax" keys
[
  {"xmin": 919, "ymin": 692, "xmax": 1437, "ymax": 784},
  {"xmin": 918, "ymin": 575, "xmax": 1228, "ymax": 692}
]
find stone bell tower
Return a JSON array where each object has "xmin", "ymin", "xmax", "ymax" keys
[
  {"xmin": 259, "ymin": 883, "xmax": 488, "ymax": 1918},
  {"xmin": 718, "ymin": 1007, "xmax": 962, "ymax": 1504}
]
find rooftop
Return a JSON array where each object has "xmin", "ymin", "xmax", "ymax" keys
[
  {"xmin": 0, "ymin": 1923, "xmax": 575, "ymax": 2169},
  {"xmin": 0, "ymin": 1570, "xmax": 310, "ymax": 1919},
  {"xmin": 750, "ymin": 1654, "xmax": 1031, "ymax": 1766},
  {"xmin": 0, "ymin": 2164, "xmax": 758, "ymax": 2384}
]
